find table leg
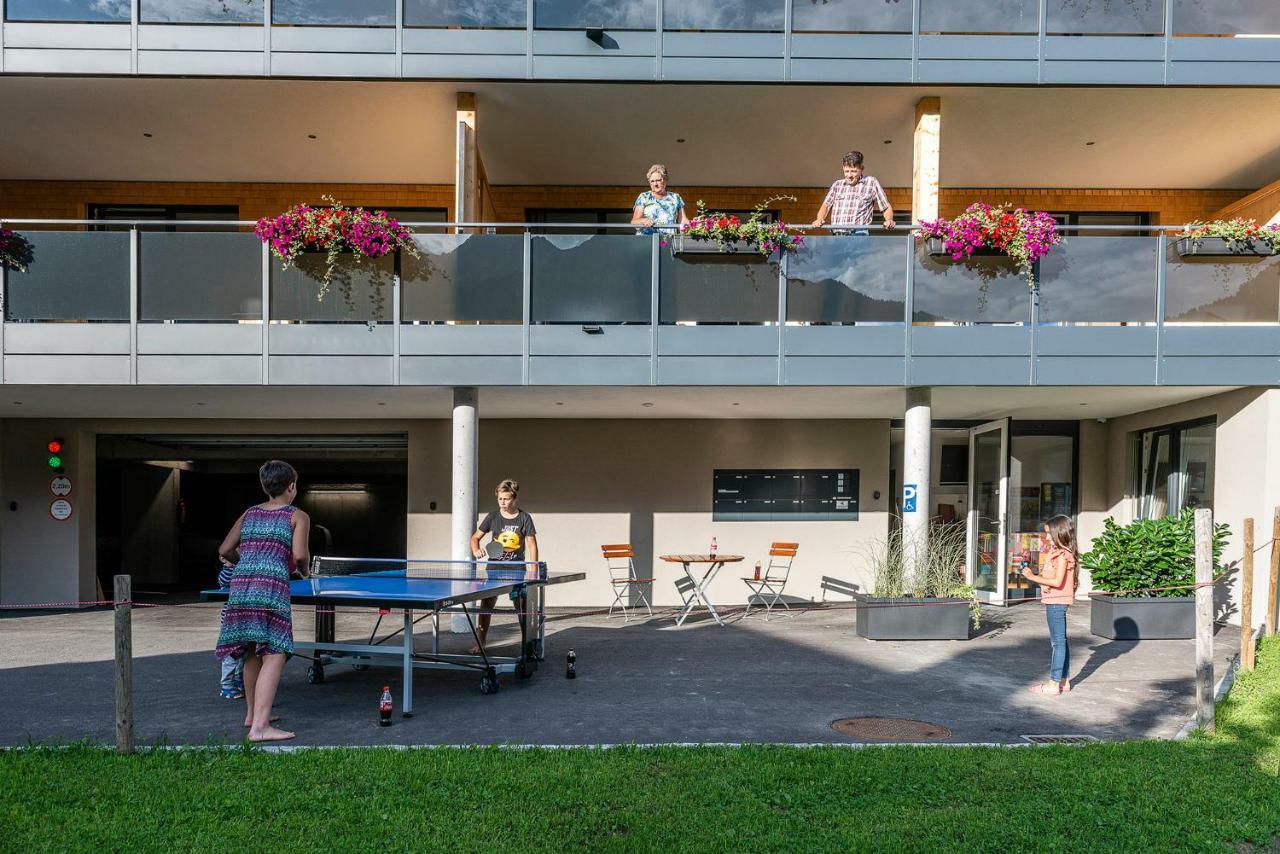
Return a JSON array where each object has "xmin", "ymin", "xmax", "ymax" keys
[
  {"xmin": 695, "ymin": 562, "xmax": 727, "ymax": 627},
  {"xmin": 402, "ymin": 609, "xmax": 414, "ymax": 718},
  {"xmin": 675, "ymin": 562, "xmax": 701, "ymax": 626}
]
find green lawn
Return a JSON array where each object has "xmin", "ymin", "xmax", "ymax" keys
[{"xmin": 3, "ymin": 639, "xmax": 1278, "ymax": 853}]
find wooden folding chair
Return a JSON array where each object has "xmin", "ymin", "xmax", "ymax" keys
[
  {"xmin": 742, "ymin": 542, "xmax": 798, "ymax": 620},
  {"xmin": 601, "ymin": 544, "xmax": 653, "ymax": 622}
]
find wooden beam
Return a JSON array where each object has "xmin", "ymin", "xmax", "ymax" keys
[{"xmin": 912, "ymin": 97, "xmax": 941, "ymax": 224}]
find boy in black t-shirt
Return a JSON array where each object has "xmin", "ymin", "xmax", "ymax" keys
[{"xmin": 469, "ymin": 478, "xmax": 538, "ymax": 652}]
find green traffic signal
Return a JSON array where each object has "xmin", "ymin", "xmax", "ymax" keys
[{"xmin": 48, "ymin": 455, "xmax": 62, "ymax": 469}]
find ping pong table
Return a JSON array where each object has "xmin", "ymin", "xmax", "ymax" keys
[{"xmin": 203, "ymin": 557, "xmax": 584, "ymax": 716}]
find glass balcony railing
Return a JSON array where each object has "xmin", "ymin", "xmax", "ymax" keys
[
  {"xmin": 2, "ymin": 222, "xmax": 1278, "ymax": 349},
  {"xmin": 7, "ymin": 0, "xmax": 1279, "ymax": 37}
]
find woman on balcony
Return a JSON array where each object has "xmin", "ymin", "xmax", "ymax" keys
[{"xmin": 632, "ymin": 164, "xmax": 690, "ymax": 234}]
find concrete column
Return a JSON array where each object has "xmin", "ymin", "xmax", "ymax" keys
[
  {"xmin": 455, "ymin": 92, "xmax": 478, "ymax": 233},
  {"xmin": 450, "ymin": 387, "xmax": 479, "ymax": 632},
  {"xmin": 903, "ymin": 387, "xmax": 932, "ymax": 583},
  {"xmin": 912, "ymin": 97, "xmax": 941, "ymax": 224}
]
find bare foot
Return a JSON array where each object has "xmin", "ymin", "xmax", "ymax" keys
[
  {"xmin": 1059, "ymin": 680, "xmax": 1072, "ymax": 693},
  {"xmin": 244, "ymin": 715, "xmax": 281, "ymax": 727},
  {"xmin": 466, "ymin": 645, "xmax": 485, "ymax": 656},
  {"xmin": 248, "ymin": 725, "xmax": 295, "ymax": 743},
  {"xmin": 1027, "ymin": 682, "xmax": 1062, "ymax": 696}
]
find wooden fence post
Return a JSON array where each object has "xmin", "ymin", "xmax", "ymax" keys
[
  {"xmin": 1241, "ymin": 518, "xmax": 1254, "ymax": 672},
  {"xmin": 1268, "ymin": 507, "xmax": 1279, "ymax": 637},
  {"xmin": 1194, "ymin": 509, "xmax": 1214, "ymax": 733},
  {"xmin": 114, "ymin": 575, "xmax": 134, "ymax": 756}
]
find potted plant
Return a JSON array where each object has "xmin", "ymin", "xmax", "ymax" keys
[
  {"xmin": 673, "ymin": 195, "xmax": 804, "ymax": 261},
  {"xmin": 916, "ymin": 202, "xmax": 1062, "ymax": 289},
  {"xmin": 0, "ymin": 226, "xmax": 34, "ymax": 273},
  {"xmin": 1173, "ymin": 218, "xmax": 1280, "ymax": 259},
  {"xmin": 255, "ymin": 196, "xmax": 419, "ymax": 312},
  {"xmin": 1081, "ymin": 509, "xmax": 1230, "ymax": 640},
  {"xmin": 855, "ymin": 525, "xmax": 978, "ymax": 641}
]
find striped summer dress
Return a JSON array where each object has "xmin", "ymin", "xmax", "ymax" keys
[{"xmin": 215, "ymin": 505, "xmax": 296, "ymax": 659}]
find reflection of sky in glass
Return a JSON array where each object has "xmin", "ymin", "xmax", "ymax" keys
[
  {"xmin": 272, "ymin": 0, "xmax": 394, "ymax": 25},
  {"xmin": 663, "ymin": 0, "xmax": 784, "ymax": 31},
  {"xmin": 405, "ymin": 0, "xmax": 525, "ymax": 28},
  {"xmin": 920, "ymin": 0, "xmax": 1039, "ymax": 33},
  {"xmin": 6, "ymin": 0, "xmax": 130, "ymax": 21},
  {"xmin": 534, "ymin": 0, "xmax": 654, "ymax": 30},
  {"xmin": 787, "ymin": 237, "xmax": 907, "ymax": 322},
  {"xmin": 1038, "ymin": 238, "xmax": 1157, "ymax": 322},
  {"xmin": 1166, "ymin": 253, "xmax": 1280, "ymax": 322},
  {"xmin": 792, "ymin": 0, "xmax": 912, "ymax": 33},
  {"xmin": 1173, "ymin": 0, "xmax": 1280, "ymax": 35},
  {"xmin": 913, "ymin": 252, "xmax": 1031, "ymax": 322},
  {"xmin": 141, "ymin": 0, "xmax": 262, "ymax": 24},
  {"xmin": 1047, "ymin": 0, "xmax": 1164, "ymax": 34}
]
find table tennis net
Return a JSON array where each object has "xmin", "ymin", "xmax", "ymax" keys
[{"xmin": 309, "ymin": 556, "xmax": 546, "ymax": 582}]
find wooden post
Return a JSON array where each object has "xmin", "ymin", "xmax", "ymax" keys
[
  {"xmin": 1268, "ymin": 507, "xmax": 1280, "ymax": 636},
  {"xmin": 1194, "ymin": 509, "xmax": 1214, "ymax": 733},
  {"xmin": 1241, "ymin": 518, "xmax": 1254, "ymax": 672},
  {"xmin": 114, "ymin": 575, "xmax": 134, "ymax": 755}
]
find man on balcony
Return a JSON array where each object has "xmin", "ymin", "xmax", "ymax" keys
[{"xmin": 811, "ymin": 150, "xmax": 895, "ymax": 235}]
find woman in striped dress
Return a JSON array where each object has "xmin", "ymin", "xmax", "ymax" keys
[{"xmin": 215, "ymin": 460, "xmax": 311, "ymax": 743}]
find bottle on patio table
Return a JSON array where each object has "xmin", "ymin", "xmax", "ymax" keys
[
  {"xmin": 754, "ymin": 560, "xmax": 761, "ymax": 581},
  {"xmin": 710, "ymin": 536, "xmax": 717, "ymax": 557}
]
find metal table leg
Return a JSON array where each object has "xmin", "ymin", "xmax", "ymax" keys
[
  {"xmin": 676, "ymin": 561, "xmax": 727, "ymax": 627},
  {"xmin": 402, "ymin": 609, "xmax": 414, "ymax": 717}
]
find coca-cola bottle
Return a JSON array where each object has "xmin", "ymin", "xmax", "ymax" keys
[
  {"xmin": 710, "ymin": 536, "xmax": 718, "ymax": 557},
  {"xmin": 379, "ymin": 686, "xmax": 393, "ymax": 726},
  {"xmin": 566, "ymin": 649, "xmax": 577, "ymax": 679}
]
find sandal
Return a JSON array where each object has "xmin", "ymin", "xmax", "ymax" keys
[
  {"xmin": 1027, "ymin": 682, "xmax": 1062, "ymax": 696},
  {"xmin": 220, "ymin": 688, "xmax": 245, "ymax": 700}
]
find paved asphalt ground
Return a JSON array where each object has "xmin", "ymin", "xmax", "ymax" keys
[{"xmin": 0, "ymin": 597, "xmax": 1239, "ymax": 747}]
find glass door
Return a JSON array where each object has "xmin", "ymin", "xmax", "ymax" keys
[{"xmin": 968, "ymin": 419, "xmax": 1009, "ymax": 604}]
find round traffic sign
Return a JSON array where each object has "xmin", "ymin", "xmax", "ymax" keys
[
  {"xmin": 49, "ymin": 499, "xmax": 73, "ymax": 521},
  {"xmin": 50, "ymin": 475, "xmax": 72, "ymax": 497}
]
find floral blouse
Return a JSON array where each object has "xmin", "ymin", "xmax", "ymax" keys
[{"xmin": 634, "ymin": 190, "xmax": 685, "ymax": 234}]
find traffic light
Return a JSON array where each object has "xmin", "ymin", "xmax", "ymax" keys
[{"xmin": 47, "ymin": 438, "xmax": 64, "ymax": 471}]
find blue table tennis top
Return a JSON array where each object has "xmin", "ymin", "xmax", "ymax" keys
[{"xmin": 202, "ymin": 570, "xmax": 584, "ymax": 610}]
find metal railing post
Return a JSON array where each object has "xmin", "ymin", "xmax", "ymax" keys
[
  {"xmin": 392, "ymin": 249, "xmax": 402, "ymax": 385},
  {"xmin": 903, "ymin": 231, "xmax": 915, "ymax": 386},
  {"xmin": 1155, "ymin": 230, "xmax": 1168, "ymax": 385},
  {"xmin": 776, "ymin": 250, "xmax": 787, "ymax": 385},
  {"xmin": 128, "ymin": 227, "xmax": 138, "ymax": 384},
  {"xmin": 261, "ymin": 241, "xmax": 270, "ymax": 384},
  {"xmin": 522, "ymin": 230, "xmax": 532, "ymax": 385},
  {"xmin": 650, "ymin": 233, "xmax": 660, "ymax": 385}
]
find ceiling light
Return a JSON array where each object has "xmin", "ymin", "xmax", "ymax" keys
[
  {"xmin": 883, "ymin": 139, "xmax": 892, "ymax": 144},
  {"xmin": 676, "ymin": 138, "xmax": 686, "ymax": 143},
  {"xmin": 195, "ymin": 402, "xmax": 206, "ymax": 406},
  {"xmin": 1085, "ymin": 141, "xmax": 1095, "ymax": 146},
  {"xmin": 642, "ymin": 402, "xmax": 654, "ymax": 408},
  {"xmin": 142, "ymin": 132, "xmax": 153, "ymax": 138},
  {"xmin": 377, "ymin": 402, "xmax": 386, "ymax": 406},
  {"xmin": 307, "ymin": 134, "xmax": 318, "ymax": 140},
  {"xmin": 555, "ymin": 402, "xmax": 564, "ymax": 406}
]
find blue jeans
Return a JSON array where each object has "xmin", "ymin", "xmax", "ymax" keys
[
  {"xmin": 1046, "ymin": 604, "xmax": 1070, "ymax": 682},
  {"xmin": 220, "ymin": 654, "xmax": 245, "ymax": 692}
]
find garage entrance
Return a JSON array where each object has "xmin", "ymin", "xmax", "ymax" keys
[{"xmin": 96, "ymin": 434, "xmax": 408, "ymax": 594}]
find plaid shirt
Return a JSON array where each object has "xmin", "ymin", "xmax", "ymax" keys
[{"xmin": 822, "ymin": 176, "xmax": 890, "ymax": 227}]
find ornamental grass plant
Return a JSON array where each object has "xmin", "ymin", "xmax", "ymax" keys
[{"xmin": 867, "ymin": 523, "xmax": 978, "ymax": 627}]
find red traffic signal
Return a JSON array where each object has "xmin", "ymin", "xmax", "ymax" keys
[{"xmin": 47, "ymin": 439, "xmax": 63, "ymax": 455}]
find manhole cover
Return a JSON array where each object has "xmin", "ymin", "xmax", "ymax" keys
[{"xmin": 831, "ymin": 717, "xmax": 951, "ymax": 742}]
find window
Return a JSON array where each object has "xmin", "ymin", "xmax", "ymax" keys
[
  {"xmin": 6, "ymin": 0, "xmax": 130, "ymax": 21},
  {"xmin": 792, "ymin": 0, "xmax": 913, "ymax": 34},
  {"xmin": 664, "ymin": 0, "xmax": 784, "ymax": 32},
  {"xmin": 404, "ymin": 0, "xmax": 525, "ymax": 28},
  {"xmin": 141, "ymin": 0, "xmax": 263, "ymax": 24},
  {"xmin": 88, "ymin": 204, "xmax": 241, "ymax": 232},
  {"xmin": 1134, "ymin": 418, "xmax": 1215, "ymax": 520},
  {"xmin": 533, "ymin": 0, "xmax": 655, "ymax": 30},
  {"xmin": 271, "ymin": 0, "xmax": 395, "ymax": 26}
]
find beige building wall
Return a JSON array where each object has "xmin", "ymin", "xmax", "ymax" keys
[
  {"xmin": 410, "ymin": 419, "xmax": 891, "ymax": 609},
  {"xmin": 1093, "ymin": 388, "xmax": 1280, "ymax": 629}
]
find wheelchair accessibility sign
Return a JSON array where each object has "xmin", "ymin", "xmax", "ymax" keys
[{"xmin": 903, "ymin": 484, "xmax": 918, "ymax": 513}]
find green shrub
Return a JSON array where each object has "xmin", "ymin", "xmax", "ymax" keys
[{"xmin": 1081, "ymin": 509, "xmax": 1229, "ymax": 598}]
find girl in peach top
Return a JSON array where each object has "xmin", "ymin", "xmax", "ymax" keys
[{"xmin": 1024, "ymin": 515, "xmax": 1077, "ymax": 696}]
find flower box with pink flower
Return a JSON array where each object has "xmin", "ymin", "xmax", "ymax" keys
[
  {"xmin": 917, "ymin": 203, "xmax": 1062, "ymax": 289},
  {"xmin": 1173, "ymin": 219, "xmax": 1280, "ymax": 259},
  {"xmin": 673, "ymin": 197, "xmax": 804, "ymax": 263}
]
